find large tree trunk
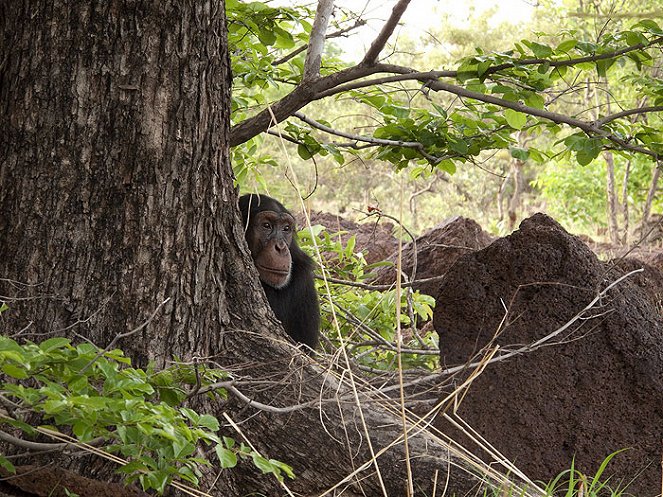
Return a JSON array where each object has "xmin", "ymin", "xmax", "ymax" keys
[{"xmin": 0, "ymin": 2, "xmax": 496, "ymax": 496}]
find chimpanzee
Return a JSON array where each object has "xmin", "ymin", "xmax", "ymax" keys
[{"xmin": 239, "ymin": 194, "xmax": 320, "ymax": 350}]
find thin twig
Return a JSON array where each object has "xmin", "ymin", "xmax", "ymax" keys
[{"xmin": 380, "ymin": 268, "xmax": 644, "ymax": 394}]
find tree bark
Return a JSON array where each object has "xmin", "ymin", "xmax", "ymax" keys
[
  {"xmin": 604, "ymin": 151, "xmax": 620, "ymax": 244},
  {"xmin": 641, "ymin": 160, "xmax": 661, "ymax": 228},
  {"xmin": 0, "ymin": 2, "xmax": 490, "ymax": 496}
]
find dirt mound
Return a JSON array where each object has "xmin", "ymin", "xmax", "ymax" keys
[
  {"xmin": 304, "ymin": 212, "xmax": 399, "ymax": 264},
  {"xmin": 433, "ymin": 213, "xmax": 663, "ymax": 496},
  {"xmin": 612, "ymin": 257, "xmax": 663, "ymax": 314},
  {"xmin": 373, "ymin": 216, "xmax": 494, "ymax": 296}
]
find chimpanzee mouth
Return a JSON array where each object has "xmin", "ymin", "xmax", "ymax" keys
[
  {"xmin": 257, "ymin": 264, "xmax": 292, "ymax": 289},
  {"xmin": 257, "ymin": 264, "xmax": 290, "ymax": 275}
]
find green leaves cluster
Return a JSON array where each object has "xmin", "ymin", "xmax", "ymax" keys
[
  {"xmin": 298, "ymin": 226, "xmax": 437, "ymax": 371},
  {"xmin": 0, "ymin": 336, "xmax": 294, "ymax": 493},
  {"xmin": 227, "ymin": 0, "xmax": 313, "ymax": 118}
]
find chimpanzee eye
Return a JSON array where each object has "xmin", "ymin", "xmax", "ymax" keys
[
  {"xmin": 262, "ymin": 222, "xmax": 271, "ymax": 230},
  {"xmin": 283, "ymin": 225, "xmax": 291, "ymax": 232}
]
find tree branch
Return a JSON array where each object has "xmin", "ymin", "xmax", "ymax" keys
[
  {"xmin": 292, "ymin": 110, "xmax": 457, "ymax": 163},
  {"xmin": 303, "ymin": 0, "xmax": 335, "ymax": 81},
  {"xmin": 230, "ymin": 26, "xmax": 662, "ymax": 161},
  {"xmin": 362, "ymin": 0, "xmax": 412, "ymax": 65},
  {"xmin": 230, "ymin": 64, "xmax": 394, "ymax": 146},
  {"xmin": 595, "ymin": 105, "xmax": 663, "ymax": 126},
  {"xmin": 317, "ymin": 68, "xmax": 661, "ymax": 160}
]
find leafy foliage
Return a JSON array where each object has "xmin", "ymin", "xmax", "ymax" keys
[
  {"xmin": 0, "ymin": 336, "xmax": 294, "ymax": 493},
  {"xmin": 298, "ymin": 226, "xmax": 438, "ymax": 371},
  {"xmin": 227, "ymin": 0, "xmax": 662, "ymax": 244}
]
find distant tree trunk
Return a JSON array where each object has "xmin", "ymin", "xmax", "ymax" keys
[
  {"xmin": 620, "ymin": 159, "xmax": 631, "ymax": 244},
  {"xmin": 507, "ymin": 160, "xmax": 524, "ymax": 231},
  {"xmin": 641, "ymin": 161, "xmax": 661, "ymax": 228},
  {"xmin": 604, "ymin": 151, "xmax": 620, "ymax": 244},
  {"xmin": 502, "ymin": 131, "xmax": 529, "ymax": 231},
  {"xmin": 0, "ymin": 2, "xmax": 479, "ymax": 496}
]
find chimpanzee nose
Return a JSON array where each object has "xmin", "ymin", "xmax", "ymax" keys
[{"xmin": 275, "ymin": 240, "xmax": 287, "ymax": 253}]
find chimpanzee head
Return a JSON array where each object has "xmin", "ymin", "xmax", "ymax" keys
[{"xmin": 239, "ymin": 194, "xmax": 296, "ymax": 289}]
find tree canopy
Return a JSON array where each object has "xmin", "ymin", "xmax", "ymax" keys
[{"xmin": 229, "ymin": 0, "xmax": 662, "ymax": 237}]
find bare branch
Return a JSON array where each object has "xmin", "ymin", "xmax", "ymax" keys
[
  {"xmin": 362, "ymin": 0, "xmax": 412, "ymax": 65},
  {"xmin": 0, "ymin": 429, "xmax": 71, "ymax": 452},
  {"xmin": 303, "ymin": 0, "xmax": 335, "ymax": 81},
  {"xmin": 595, "ymin": 105, "xmax": 663, "ymax": 126}
]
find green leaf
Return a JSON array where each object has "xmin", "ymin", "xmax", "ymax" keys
[
  {"xmin": 524, "ymin": 40, "xmax": 553, "ymax": 58},
  {"xmin": 504, "ymin": 109, "xmax": 527, "ymax": 130},
  {"xmin": 72, "ymin": 419, "xmax": 94, "ymax": 441},
  {"xmin": 177, "ymin": 465, "xmax": 200, "ymax": 485},
  {"xmin": 297, "ymin": 144, "xmax": 314, "ymax": 160},
  {"xmin": 0, "ymin": 456, "xmax": 16, "ymax": 474},
  {"xmin": 436, "ymin": 159, "xmax": 456, "ymax": 174},
  {"xmin": 509, "ymin": 147, "xmax": 529, "ymax": 161},
  {"xmin": 252, "ymin": 453, "xmax": 275, "ymax": 474},
  {"xmin": 215, "ymin": 446, "xmax": 238, "ymax": 468},
  {"xmin": 257, "ymin": 28, "xmax": 277, "ymax": 46},
  {"xmin": 635, "ymin": 19, "xmax": 663, "ymax": 35},
  {"xmin": 269, "ymin": 459, "xmax": 295, "ymax": 480},
  {"xmin": 575, "ymin": 138, "xmax": 603, "ymax": 166},
  {"xmin": 2, "ymin": 363, "xmax": 28, "ymax": 379},
  {"xmin": 595, "ymin": 58, "xmax": 615, "ymax": 78},
  {"xmin": 197, "ymin": 414, "xmax": 220, "ymax": 431},
  {"xmin": 39, "ymin": 337, "xmax": 71, "ymax": 353},
  {"xmin": 524, "ymin": 92, "xmax": 545, "ymax": 109},
  {"xmin": 0, "ymin": 336, "xmax": 23, "ymax": 354},
  {"xmin": 556, "ymin": 39, "xmax": 577, "ymax": 52}
]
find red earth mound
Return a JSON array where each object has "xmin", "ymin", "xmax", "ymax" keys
[
  {"xmin": 304, "ymin": 211, "xmax": 399, "ymax": 264},
  {"xmin": 372, "ymin": 216, "xmax": 494, "ymax": 296},
  {"xmin": 433, "ymin": 213, "xmax": 663, "ymax": 496}
]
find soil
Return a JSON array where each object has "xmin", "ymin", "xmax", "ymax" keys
[
  {"xmin": 0, "ymin": 465, "xmax": 147, "ymax": 497},
  {"xmin": 433, "ymin": 213, "xmax": 663, "ymax": 496}
]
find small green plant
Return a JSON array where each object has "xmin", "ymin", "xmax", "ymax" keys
[
  {"xmin": 0, "ymin": 336, "xmax": 294, "ymax": 493},
  {"xmin": 544, "ymin": 450, "xmax": 631, "ymax": 497}
]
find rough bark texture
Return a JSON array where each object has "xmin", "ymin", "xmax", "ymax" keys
[
  {"xmin": 1, "ymin": 2, "xmax": 489, "ymax": 496},
  {"xmin": 0, "ymin": 0, "xmax": 252, "ymax": 365}
]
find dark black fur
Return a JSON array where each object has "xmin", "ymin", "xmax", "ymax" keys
[{"xmin": 239, "ymin": 194, "xmax": 320, "ymax": 350}]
